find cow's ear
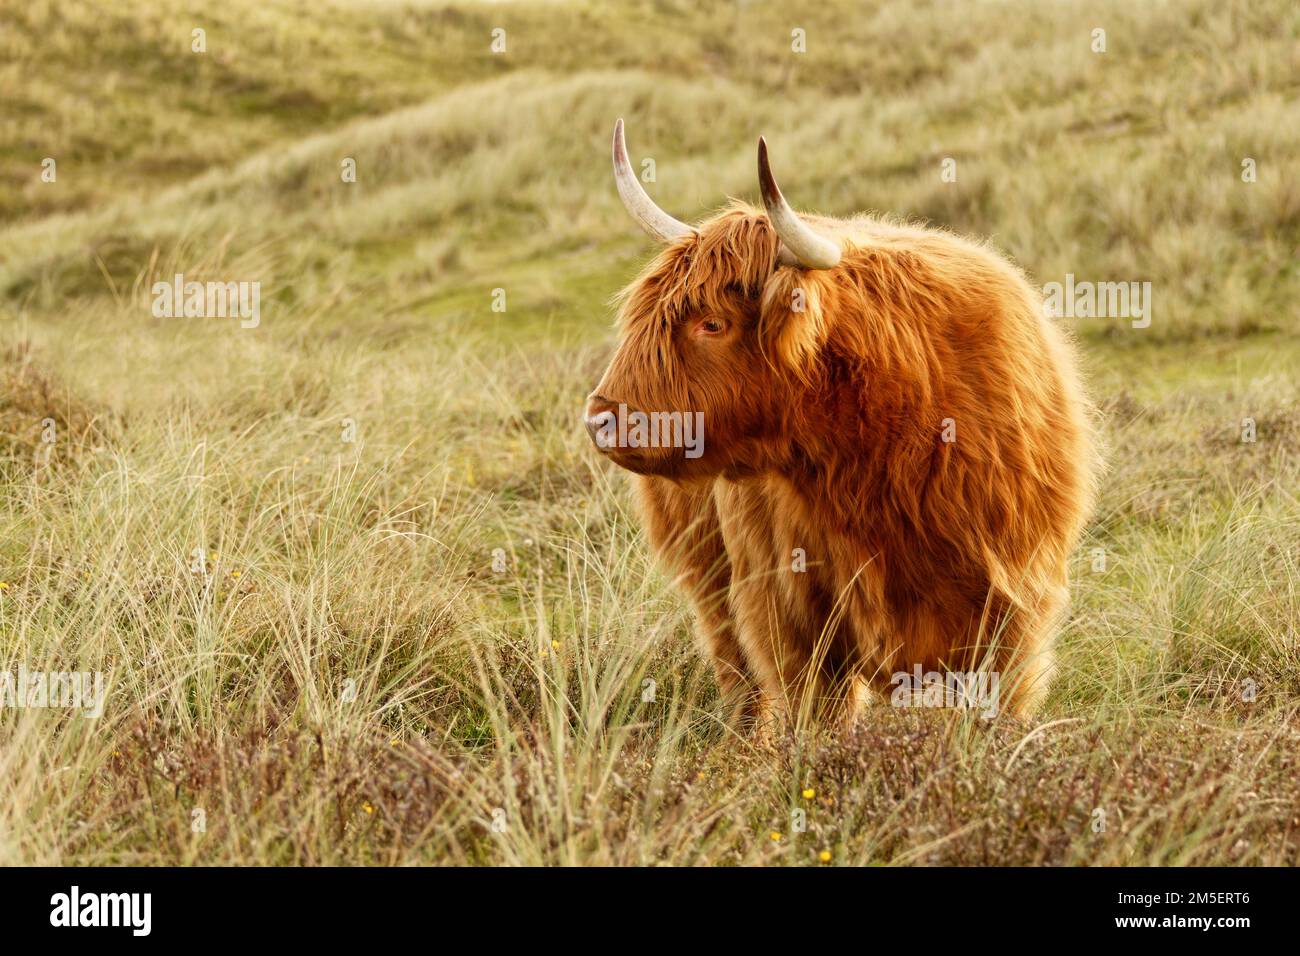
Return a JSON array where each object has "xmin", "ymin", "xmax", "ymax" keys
[{"xmin": 759, "ymin": 271, "xmax": 831, "ymax": 383}]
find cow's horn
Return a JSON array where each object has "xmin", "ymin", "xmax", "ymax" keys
[
  {"xmin": 612, "ymin": 119, "xmax": 695, "ymax": 244},
  {"xmin": 757, "ymin": 137, "xmax": 841, "ymax": 270}
]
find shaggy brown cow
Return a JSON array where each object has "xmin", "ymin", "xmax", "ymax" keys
[{"xmin": 586, "ymin": 120, "xmax": 1098, "ymax": 727}]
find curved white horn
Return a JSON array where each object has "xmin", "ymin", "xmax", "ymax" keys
[
  {"xmin": 757, "ymin": 137, "xmax": 841, "ymax": 270},
  {"xmin": 612, "ymin": 119, "xmax": 695, "ymax": 244}
]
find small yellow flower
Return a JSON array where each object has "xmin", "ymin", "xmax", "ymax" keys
[
  {"xmin": 231, "ymin": 570, "xmax": 241, "ymax": 578},
  {"xmin": 550, "ymin": 639, "xmax": 561, "ymax": 651},
  {"xmin": 769, "ymin": 831, "xmax": 782, "ymax": 842},
  {"xmin": 0, "ymin": 581, "xmax": 9, "ymax": 590},
  {"xmin": 389, "ymin": 739, "xmax": 399, "ymax": 747},
  {"xmin": 802, "ymin": 787, "xmax": 815, "ymax": 800},
  {"xmin": 819, "ymin": 849, "xmax": 832, "ymax": 864},
  {"xmin": 363, "ymin": 803, "xmax": 374, "ymax": 814}
]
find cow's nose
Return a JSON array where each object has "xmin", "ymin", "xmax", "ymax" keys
[
  {"xmin": 585, "ymin": 409, "xmax": 617, "ymax": 445},
  {"xmin": 584, "ymin": 394, "xmax": 618, "ymax": 448}
]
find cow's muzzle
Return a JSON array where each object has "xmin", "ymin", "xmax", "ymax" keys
[{"xmin": 584, "ymin": 393, "xmax": 619, "ymax": 451}]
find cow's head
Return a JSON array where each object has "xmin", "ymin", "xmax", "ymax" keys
[{"xmin": 585, "ymin": 120, "xmax": 843, "ymax": 480}]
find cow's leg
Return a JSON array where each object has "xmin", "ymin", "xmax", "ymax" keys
[
  {"xmin": 985, "ymin": 583, "xmax": 1064, "ymax": 718},
  {"xmin": 863, "ymin": 579, "xmax": 1064, "ymax": 720},
  {"xmin": 631, "ymin": 475, "xmax": 759, "ymax": 727},
  {"xmin": 714, "ymin": 478, "xmax": 861, "ymax": 731},
  {"xmin": 729, "ymin": 580, "xmax": 861, "ymax": 731}
]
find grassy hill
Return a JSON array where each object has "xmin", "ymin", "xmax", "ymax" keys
[{"xmin": 0, "ymin": 0, "xmax": 1298, "ymax": 864}]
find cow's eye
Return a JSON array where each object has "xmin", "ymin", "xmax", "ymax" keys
[{"xmin": 695, "ymin": 317, "xmax": 725, "ymax": 337}]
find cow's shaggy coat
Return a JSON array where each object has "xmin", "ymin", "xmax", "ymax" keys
[{"xmin": 588, "ymin": 201, "xmax": 1099, "ymax": 725}]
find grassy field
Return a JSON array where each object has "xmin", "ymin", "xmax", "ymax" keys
[{"xmin": 1, "ymin": 0, "xmax": 1298, "ymax": 865}]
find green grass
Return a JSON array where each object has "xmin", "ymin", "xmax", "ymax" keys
[{"xmin": 0, "ymin": 0, "xmax": 1298, "ymax": 865}]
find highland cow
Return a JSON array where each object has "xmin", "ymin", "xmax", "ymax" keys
[{"xmin": 586, "ymin": 120, "xmax": 1098, "ymax": 727}]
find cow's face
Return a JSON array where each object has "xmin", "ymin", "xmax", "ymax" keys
[
  {"xmin": 586, "ymin": 123, "xmax": 842, "ymax": 480},
  {"xmin": 585, "ymin": 242, "xmax": 782, "ymax": 480}
]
